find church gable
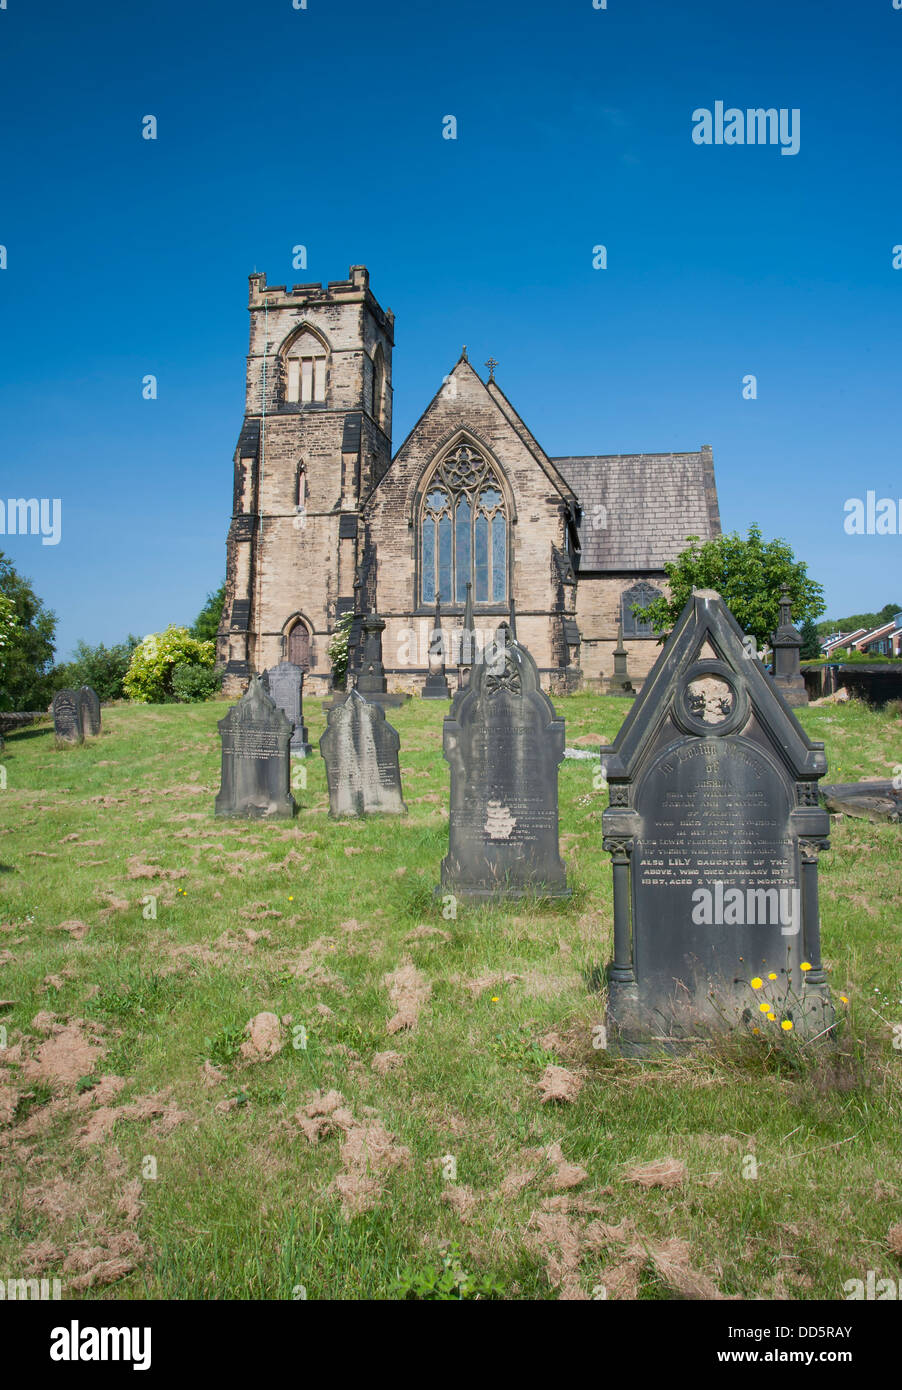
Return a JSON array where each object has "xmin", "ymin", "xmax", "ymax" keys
[{"xmin": 364, "ymin": 356, "xmax": 577, "ymax": 624}]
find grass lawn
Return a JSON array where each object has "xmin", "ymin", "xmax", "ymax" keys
[{"xmin": 0, "ymin": 692, "xmax": 900, "ymax": 1300}]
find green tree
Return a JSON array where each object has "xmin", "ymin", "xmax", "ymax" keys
[
  {"xmin": 190, "ymin": 582, "xmax": 226, "ymax": 644},
  {"xmin": 799, "ymin": 616, "xmax": 822, "ymax": 660},
  {"xmin": 0, "ymin": 552, "xmax": 57, "ymax": 711},
  {"xmin": 634, "ymin": 525, "xmax": 825, "ymax": 650},
  {"xmin": 53, "ymin": 636, "xmax": 140, "ymax": 702}
]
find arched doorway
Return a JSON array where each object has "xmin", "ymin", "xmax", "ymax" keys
[{"xmin": 288, "ymin": 623, "xmax": 310, "ymax": 670}]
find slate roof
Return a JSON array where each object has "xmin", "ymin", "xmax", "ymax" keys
[{"xmin": 554, "ymin": 450, "xmax": 720, "ymax": 572}]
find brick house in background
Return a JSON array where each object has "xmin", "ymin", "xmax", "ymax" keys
[{"xmin": 218, "ymin": 266, "xmax": 721, "ymax": 695}]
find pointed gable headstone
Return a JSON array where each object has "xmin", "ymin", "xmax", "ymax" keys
[
  {"xmin": 440, "ymin": 624, "xmax": 568, "ymax": 900},
  {"xmin": 262, "ymin": 661, "xmax": 312, "ymax": 756},
  {"xmin": 215, "ymin": 675, "xmax": 296, "ymax": 818},
  {"xmin": 601, "ymin": 589, "xmax": 833, "ymax": 1054},
  {"xmin": 319, "ymin": 689, "xmax": 406, "ymax": 817}
]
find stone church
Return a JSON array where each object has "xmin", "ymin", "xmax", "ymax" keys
[{"xmin": 218, "ymin": 266, "xmax": 721, "ymax": 696}]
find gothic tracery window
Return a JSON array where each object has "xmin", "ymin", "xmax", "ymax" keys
[
  {"xmin": 621, "ymin": 581, "xmax": 663, "ymax": 637},
  {"xmin": 420, "ymin": 444, "xmax": 507, "ymax": 605}
]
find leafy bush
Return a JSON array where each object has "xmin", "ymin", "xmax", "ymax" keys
[
  {"xmin": 171, "ymin": 662, "xmax": 221, "ymax": 704},
  {"xmin": 123, "ymin": 626, "xmax": 215, "ymax": 704},
  {"xmin": 327, "ymin": 610, "xmax": 355, "ymax": 689},
  {"xmin": 53, "ymin": 635, "xmax": 139, "ymax": 702}
]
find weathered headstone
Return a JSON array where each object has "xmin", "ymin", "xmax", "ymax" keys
[
  {"xmin": 319, "ymin": 688, "xmax": 406, "ymax": 817},
  {"xmin": 771, "ymin": 584, "xmax": 808, "ymax": 707},
  {"xmin": 262, "ymin": 661, "xmax": 312, "ymax": 756},
  {"xmin": 422, "ymin": 594, "xmax": 451, "ymax": 699},
  {"xmin": 214, "ymin": 675, "xmax": 296, "ymax": 819},
  {"xmin": 440, "ymin": 624, "xmax": 568, "ymax": 900},
  {"xmin": 77, "ymin": 686, "xmax": 102, "ymax": 738},
  {"xmin": 52, "ymin": 689, "xmax": 84, "ymax": 745},
  {"xmin": 601, "ymin": 589, "xmax": 834, "ymax": 1055}
]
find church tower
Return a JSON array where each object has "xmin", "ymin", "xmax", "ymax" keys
[{"xmin": 219, "ymin": 266, "xmax": 394, "ymax": 693}]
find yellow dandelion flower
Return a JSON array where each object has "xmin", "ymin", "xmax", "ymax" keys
[
  {"xmin": 767, "ymin": 1013, "xmax": 776, "ymax": 1022},
  {"xmin": 801, "ymin": 962, "xmax": 812, "ymax": 972},
  {"xmin": 768, "ymin": 972, "xmax": 777, "ymax": 981},
  {"xmin": 750, "ymin": 977, "xmax": 763, "ymax": 990},
  {"xmin": 759, "ymin": 1002, "xmax": 770, "ymax": 1013},
  {"xmin": 752, "ymin": 1027, "xmax": 760, "ymax": 1035},
  {"xmin": 840, "ymin": 994, "xmax": 849, "ymax": 1004},
  {"xmin": 490, "ymin": 996, "xmax": 500, "ymax": 1003},
  {"xmin": 781, "ymin": 1020, "xmax": 793, "ymax": 1031}
]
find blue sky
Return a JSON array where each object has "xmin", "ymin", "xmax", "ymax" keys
[{"xmin": 1, "ymin": 0, "xmax": 900, "ymax": 657}]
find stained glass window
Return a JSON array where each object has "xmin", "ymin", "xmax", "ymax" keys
[{"xmin": 419, "ymin": 444, "xmax": 508, "ymax": 605}]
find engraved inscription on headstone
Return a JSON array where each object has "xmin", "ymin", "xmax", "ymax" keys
[
  {"xmin": 215, "ymin": 675, "xmax": 296, "ymax": 819},
  {"xmin": 52, "ymin": 689, "xmax": 83, "ymax": 745},
  {"xmin": 440, "ymin": 624, "xmax": 567, "ymax": 900},
  {"xmin": 77, "ymin": 686, "xmax": 102, "ymax": 738},
  {"xmin": 262, "ymin": 661, "xmax": 312, "ymax": 756},
  {"xmin": 601, "ymin": 589, "xmax": 833, "ymax": 1055},
  {"xmin": 319, "ymin": 688, "xmax": 407, "ymax": 817}
]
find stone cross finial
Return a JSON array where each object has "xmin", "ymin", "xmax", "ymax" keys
[{"xmin": 485, "ymin": 357, "xmax": 498, "ymax": 381}]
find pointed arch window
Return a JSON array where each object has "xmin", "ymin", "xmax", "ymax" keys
[
  {"xmin": 284, "ymin": 330, "xmax": 327, "ymax": 404},
  {"xmin": 371, "ymin": 345, "xmax": 385, "ymax": 427},
  {"xmin": 420, "ymin": 444, "xmax": 507, "ymax": 606}
]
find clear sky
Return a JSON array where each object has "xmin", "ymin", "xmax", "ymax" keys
[{"xmin": 1, "ymin": 0, "xmax": 900, "ymax": 657}]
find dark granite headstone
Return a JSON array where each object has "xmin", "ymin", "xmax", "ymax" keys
[
  {"xmin": 77, "ymin": 686, "xmax": 102, "ymax": 738},
  {"xmin": 52, "ymin": 689, "xmax": 83, "ymax": 745},
  {"xmin": 771, "ymin": 585, "xmax": 808, "ymax": 707},
  {"xmin": 440, "ymin": 624, "xmax": 568, "ymax": 901},
  {"xmin": 262, "ymin": 661, "xmax": 312, "ymax": 756},
  {"xmin": 319, "ymin": 688, "xmax": 407, "ymax": 817},
  {"xmin": 214, "ymin": 676, "xmax": 296, "ymax": 819},
  {"xmin": 601, "ymin": 589, "xmax": 834, "ymax": 1055}
]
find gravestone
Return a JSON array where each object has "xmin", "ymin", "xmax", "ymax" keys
[
  {"xmin": 52, "ymin": 689, "xmax": 84, "ymax": 745},
  {"xmin": 440, "ymin": 624, "xmax": 567, "ymax": 900},
  {"xmin": 422, "ymin": 594, "xmax": 451, "ymax": 699},
  {"xmin": 601, "ymin": 589, "xmax": 834, "ymax": 1055},
  {"xmin": 319, "ymin": 688, "xmax": 406, "ymax": 817},
  {"xmin": 606, "ymin": 621, "xmax": 635, "ymax": 695},
  {"xmin": 214, "ymin": 675, "xmax": 296, "ymax": 819},
  {"xmin": 77, "ymin": 686, "xmax": 102, "ymax": 738},
  {"xmin": 262, "ymin": 661, "xmax": 312, "ymax": 756},
  {"xmin": 771, "ymin": 585, "xmax": 808, "ymax": 707}
]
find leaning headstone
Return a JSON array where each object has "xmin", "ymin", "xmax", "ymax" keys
[
  {"xmin": 771, "ymin": 585, "xmax": 808, "ymax": 707},
  {"xmin": 262, "ymin": 661, "xmax": 312, "ymax": 756},
  {"xmin": 319, "ymin": 688, "xmax": 406, "ymax": 817},
  {"xmin": 601, "ymin": 588, "xmax": 833, "ymax": 1055},
  {"xmin": 77, "ymin": 686, "xmax": 102, "ymax": 738},
  {"xmin": 440, "ymin": 624, "xmax": 568, "ymax": 901},
  {"xmin": 214, "ymin": 676, "xmax": 296, "ymax": 819},
  {"xmin": 52, "ymin": 689, "xmax": 83, "ymax": 745}
]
